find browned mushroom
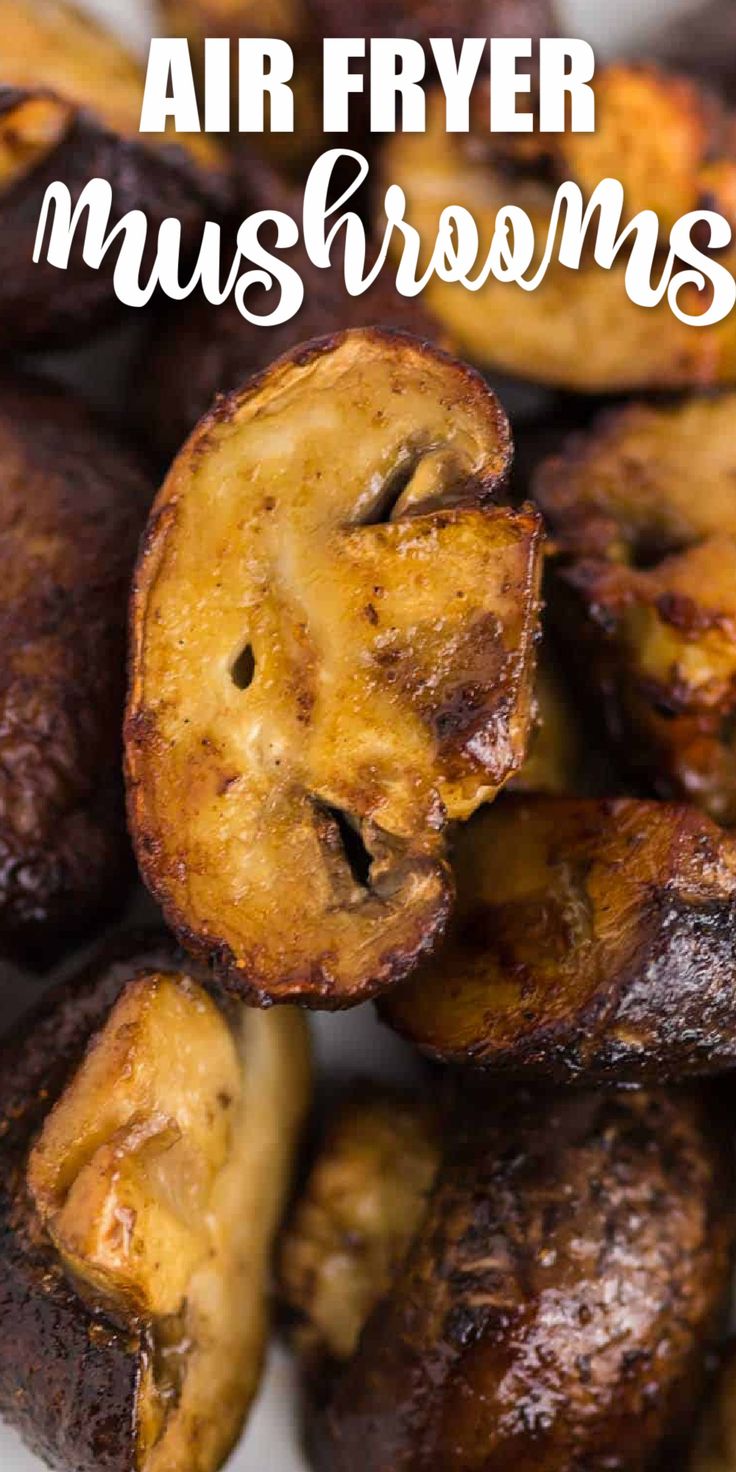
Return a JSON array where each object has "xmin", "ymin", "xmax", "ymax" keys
[
  {"xmin": 534, "ymin": 393, "xmax": 736, "ymax": 823},
  {"xmin": 282, "ymin": 1083, "xmax": 734, "ymax": 1472},
  {"xmin": 382, "ymin": 795, "xmax": 736, "ymax": 1081},
  {"xmin": 0, "ymin": 375, "xmax": 152, "ymax": 960},
  {"xmin": 126, "ymin": 330, "xmax": 543, "ymax": 1007},
  {"xmin": 0, "ymin": 0, "xmax": 229, "ymax": 347},
  {"xmin": 380, "ymin": 66, "xmax": 736, "ymax": 392},
  {"xmin": 0, "ymin": 935, "xmax": 311, "ymax": 1472}
]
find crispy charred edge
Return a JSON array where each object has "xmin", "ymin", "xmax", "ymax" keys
[
  {"xmin": 124, "ymin": 827, "xmax": 455, "ymax": 1009},
  {"xmin": 424, "ymin": 501, "xmax": 544, "ymax": 784},
  {"xmin": 0, "ymin": 931, "xmax": 192, "ymax": 1472},
  {"xmin": 381, "ymin": 798, "xmax": 736, "ymax": 1084},
  {"xmin": 125, "ymin": 329, "xmax": 520, "ymax": 1006},
  {"xmin": 181, "ymin": 328, "xmax": 514, "ymax": 482},
  {"xmin": 129, "ymin": 326, "xmax": 516, "ymax": 598},
  {"xmin": 507, "ymin": 408, "xmax": 615, "ymax": 795},
  {"xmin": 127, "ymin": 328, "xmax": 514, "ymax": 568},
  {"xmin": 222, "ymin": 897, "xmax": 456, "ymax": 1009},
  {"xmin": 311, "ymin": 1085, "xmax": 736, "ymax": 1472},
  {"xmin": 0, "ymin": 84, "xmax": 231, "ymax": 350}
]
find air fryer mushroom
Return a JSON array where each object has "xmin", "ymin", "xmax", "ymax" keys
[
  {"xmin": 0, "ymin": 935, "xmax": 311, "ymax": 1472},
  {"xmin": 382, "ymin": 795, "xmax": 736, "ymax": 1082},
  {"xmin": 0, "ymin": 375, "xmax": 151, "ymax": 960},
  {"xmin": 282, "ymin": 1083, "xmax": 734, "ymax": 1472},
  {"xmin": 0, "ymin": 0, "xmax": 229, "ymax": 348},
  {"xmin": 126, "ymin": 329, "xmax": 543, "ymax": 1007},
  {"xmin": 381, "ymin": 66, "xmax": 736, "ymax": 392},
  {"xmin": 534, "ymin": 393, "xmax": 736, "ymax": 823}
]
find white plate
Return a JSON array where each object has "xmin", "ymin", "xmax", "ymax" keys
[{"xmin": 0, "ymin": 0, "xmax": 710, "ymax": 1468}]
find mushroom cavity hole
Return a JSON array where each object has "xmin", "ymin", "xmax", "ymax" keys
[
  {"xmin": 359, "ymin": 450, "xmax": 424, "ymax": 526},
  {"xmin": 231, "ymin": 642, "xmax": 256, "ymax": 691},
  {"xmin": 324, "ymin": 804, "xmax": 373, "ymax": 889}
]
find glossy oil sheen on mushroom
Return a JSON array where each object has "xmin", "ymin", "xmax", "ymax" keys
[
  {"xmin": 126, "ymin": 329, "xmax": 543, "ymax": 1007},
  {"xmin": 382, "ymin": 795, "xmax": 736, "ymax": 1081},
  {"xmin": 291, "ymin": 1086, "xmax": 734, "ymax": 1472},
  {"xmin": 0, "ymin": 937, "xmax": 311, "ymax": 1472}
]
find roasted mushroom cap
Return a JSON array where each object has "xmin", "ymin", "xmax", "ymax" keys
[
  {"xmin": 280, "ymin": 1088, "xmax": 441, "ymax": 1365},
  {"xmin": 0, "ymin": 376, "xmax": 151, "ymax": 960},
  {"xmin": 296, "ymin": 1086, "xmax": 734, "ymax": 1472},
  {"xmin": 382, "ymin": 795, "xmax": 736, "ymax": 1082},
  {"xmin": 126, "ymin": 330, "xmax": 543, "ymax": 1007},
  {"xmin": 0, "ymin": 937, "xmax": 311, "ymax": 1472},
  {"xmin": 0, "ymin": 0, "xmax": 228, "ymax": 348},
  {"xmin": 535, "ymin": 394, "xmax": 736, "ymax": 823},
  {"xmin": 381, "ymin": 67, "xmax": 736, "ymax": 392}
]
